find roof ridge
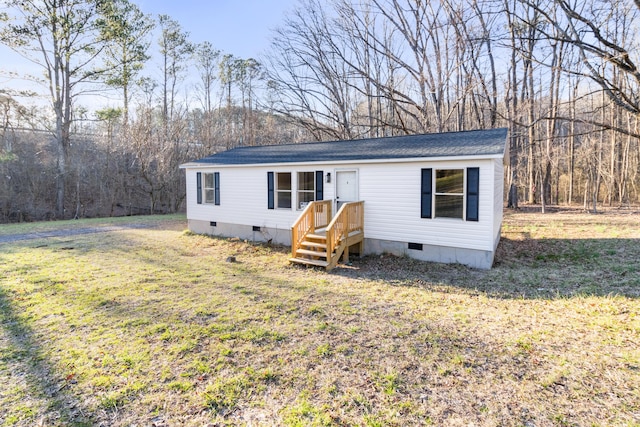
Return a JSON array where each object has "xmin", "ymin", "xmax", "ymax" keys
[{"xmin": 227, "ymin": 127, "xmax": 508, "ymax": 152}]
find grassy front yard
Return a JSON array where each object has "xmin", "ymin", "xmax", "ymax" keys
[{"xmin": 0, "ymin": 210, "xmax": 638, "ymax": 426}]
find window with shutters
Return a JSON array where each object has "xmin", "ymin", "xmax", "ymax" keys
[
  {"xmin": 202, "ymin": 172, "xmax": 220, "ymax": 205},
  {"xmin": 269, "ymin": 171, "xmax": 323, "ymax": 210},
  {"xmin": 421, "ymin": 168, "xmax": 479, "ymax": 221}
]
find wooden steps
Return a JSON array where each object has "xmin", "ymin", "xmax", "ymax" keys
[
  {"xmin": 295, "ymin": 248, "xmax": 328, "ymax": 258},
  {"xmin": 305, "ymin": 233, "xmax": 326, "ymax": 240},
  {"xmin": 300, "ymin": 241, "xmax": 327, "ymax": 249},
  {"xmin": 287, "ymin": 257, "xmax": 328, "ymax": 267},
  {"xmin": 291, "ymin": 233, "xmax": 330, "ymax": 267},
  {"xmin": 290, "ymin": 201, "xmax": 364, "ymax": 271}
]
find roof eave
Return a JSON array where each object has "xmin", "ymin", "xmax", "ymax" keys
[
  {"xmin": 179, "ymin": 152, "xmax": 505, "ymax": 169},
  {"xmin": 179, "ymin": 162, "xmax": 200, "ymax": 169}
]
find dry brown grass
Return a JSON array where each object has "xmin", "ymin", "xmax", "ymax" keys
[{"xmin": 0, "ymin": 210, "xmax": 638, "ymax": 426}]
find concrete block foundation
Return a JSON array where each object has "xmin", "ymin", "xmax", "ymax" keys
[{"xmin": 188, "ymin": 219, "xmax": 494, "ymax": 269}]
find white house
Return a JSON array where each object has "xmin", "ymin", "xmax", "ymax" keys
[{"xmin": 180, "ymin": 128, "xmax": 508, "ymax": 269}]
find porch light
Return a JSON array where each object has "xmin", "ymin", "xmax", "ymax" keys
[{"xmin": 326, "ymin": 172, "xmax": 331, "ymax": 183}]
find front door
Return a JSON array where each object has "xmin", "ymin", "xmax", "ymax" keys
[{"xmin": 336, "ymin": 170, "xmax": 358, "ymax": 209}]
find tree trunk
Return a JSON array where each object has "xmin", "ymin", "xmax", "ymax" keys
[{"xmin": 568, "ymin": 81, "xmax": 577, "ymax": 205}]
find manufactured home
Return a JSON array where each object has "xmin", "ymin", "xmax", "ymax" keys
[{"xmin": 180, "ymin": 128, "xmax": 508, "ymax": 270}]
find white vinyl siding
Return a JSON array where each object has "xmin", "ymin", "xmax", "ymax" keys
[
  {"xmin": 186, "ymin": 167, "xmax": 332, "ymax": 234},
  {"xmin": 492, "ymin": 158, "xmax": 504, "ymax": 249},
  {"xmin": 185, "ymin": 158, "xmax": 497, "ymax": 252},
  {"xmin": 357, "ymin": 160, "xmax": 494, "ymax": 252}
]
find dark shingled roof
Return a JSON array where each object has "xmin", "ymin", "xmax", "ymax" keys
[{"xmin": 187, "ymin": 128, "xmax": 508, "ymax": 166}]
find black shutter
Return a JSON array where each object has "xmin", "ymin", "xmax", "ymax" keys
[
  {"xmin": 267, "ymin": 172, "xmax": 274, "ymax": 209},
  {"xmin": 466, "ymin": 167, "xmax": 479, "ymax": 221},
  {"xmin": 214, "ymin": 172, "xmax": 220, "ymax": 206},
  {"xmin": 421, "ymin": 168, "xmax": 432, "ymax": 218},
  {"xmin": 196, "ymin": 172, "xmax": 202, "ymax": 205},
  {"xmin": 315, "ymin": 170, "xmax": 323, "ymax": 200}
]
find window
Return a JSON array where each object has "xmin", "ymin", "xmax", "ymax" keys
[
  {"xmin": 204, "ymin": 173, "xmax": 215, "ymax": 203},
  {"xmin": 421, "ymin": 168, "xmax": 479, "ymax": 221},
  {"xmin": 276, "ymin": 172, "xmax": 292, "ymax": 209},
  {"xmin": 268, "ymin": 171, "xmax": 323, "ymax": 210},
  {"xmin": 196, "ymin": 172, "xmax": 219, "ymax": 205},
  {"xmin": 297, "ymin": 172, "xmax": 315, "ymax": 209},
  {"xmin": 435, "ymin": 169, "xmax": 464, "ymax": 218}
]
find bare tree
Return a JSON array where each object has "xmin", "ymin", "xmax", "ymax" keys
[
  {"xmin": 265, "ymin": 0, "xmax": 360, "ymax": 140},
  {"xmin": 158, "ymin": 15, "xmax": 193, "ymax": 125},
  {"xmin": 516, "ymin": 0, "xmax": 640, "ymax": 136},
  {"xmin": 193, "ymin": 41, "xmax": 220, "ymax": 150},
  {"xmin": 98, "ymin": 0, "xmax": 154, "ymax": 127},
  {"xmin": 194, "ymin": 41, "xmax": 220, "ymax": 114},
  {"xmin": 235, "ymin": 58, "xmax": 263, "ymax": 145},
  {"xmin": 0, "ymin": 0, "xmax": 115, "ymax": 218}
]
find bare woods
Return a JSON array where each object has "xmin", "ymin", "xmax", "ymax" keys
[{"xmin": 1, "ymin": 0, "xmax": 639, "ymax": 222}]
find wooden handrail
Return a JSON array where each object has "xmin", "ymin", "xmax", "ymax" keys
[
  {"xmin": 325, "ymin": 201, "xmax": 364, "ymax": 259},
  {"xmin": 291, "ymin": 200, "xmax": 332, "ymax": 257}
]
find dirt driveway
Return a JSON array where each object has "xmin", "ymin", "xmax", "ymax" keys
[{"xmin": 0, "ymin": 219, "xmax": 185, "ymax": 244}]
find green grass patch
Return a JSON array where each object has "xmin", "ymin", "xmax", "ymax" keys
[
  {"xmin": 0, "ymin": 212, "xmax": 639, "ymax": 425},
  {"xmin": 281, "ymin": 395, "xmax": 334, "ymax": 426}
]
